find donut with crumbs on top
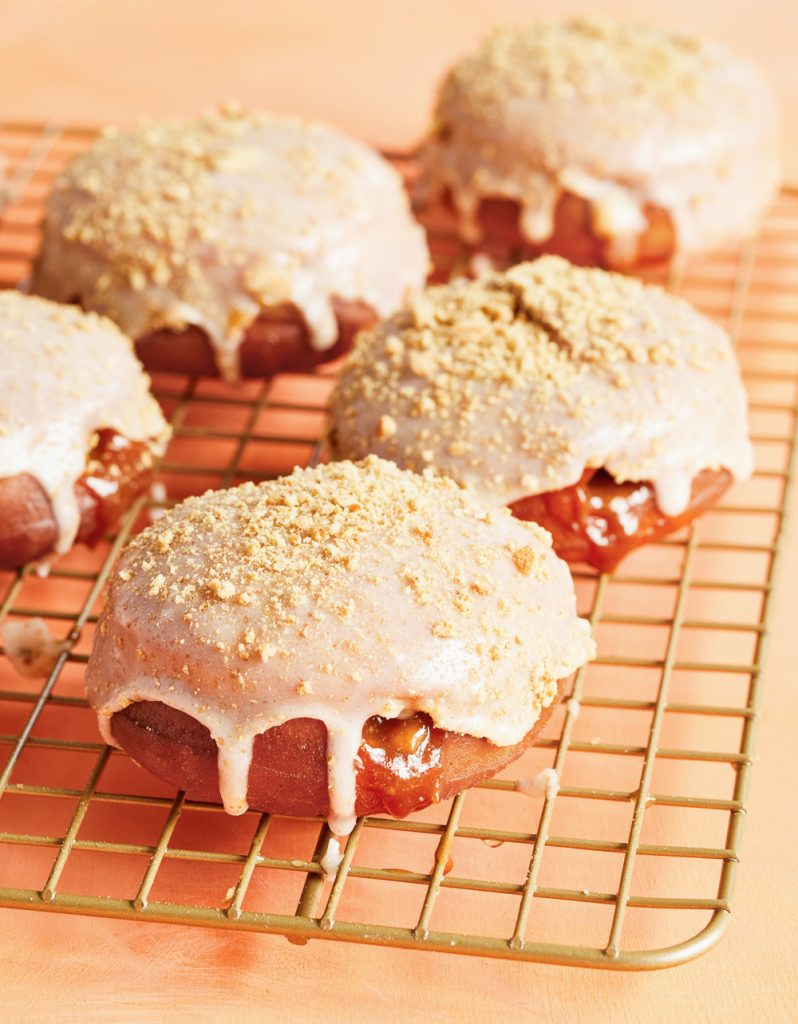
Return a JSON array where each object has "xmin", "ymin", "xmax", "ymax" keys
[
  {"xmin": 422, "ymin": 19, "xmax": 780, "ymax": 267},
  {"xmin": 328, "ymin": 257, "xmax": 754, "ymax": 571},
  {"xmin": 32, "ymin": 106, "xmax": 429, "ymax": 382},
  {"xmin": 0, "ymin": 292, "xmax": 170, "ymax": 570},
  {"xmin": 85, "ymin": 457, "xmax": 594, "ymax": 834}
]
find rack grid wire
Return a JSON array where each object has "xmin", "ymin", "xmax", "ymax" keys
[{"xmin": 0, "ymin": 121, "xmax": 796, "ymax": 970}]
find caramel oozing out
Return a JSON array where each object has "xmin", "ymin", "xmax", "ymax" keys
[
  {"xmin": 0, "ymin": 428, "xmax": 156, "ymax": 570},
  {"xmin": 510, "ymin": 467, "xmax": 732, "ymax": 572},
  {"xmin": 75, "ymin": 429, "xmax": 156, "ymax": 545},
  {"xmin": 356, "ymin": 713, "xmax": 447, "ymax": 818}
]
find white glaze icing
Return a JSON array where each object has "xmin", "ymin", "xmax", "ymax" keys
[
  {"xmin": 1, "ymin": 618, "xmax": 64, "ymax": 679},
  {"xmin": 32, "ymin": 107, "xmax": 429, "ymax": 381},
  {"xmin": 517, "ymin": 768, "xmax": 559, "ymax": 801},
  {"xmin": 423, "ymin": 19, "xmax": 781, "ymax": 255},
  {"xmin": 0, "ymin": 292, "xmax": 170, "ymax": 554},
  {"xmin": 320, "ymin": 837, "xmax": 344, "ymax": 877},
  {"xmin": 329, "ymin": 257, "xmax": 754, "ymax": 515},
  {"xmin": 147, "ymin": 481, "xmax": 168, "ymax": 523},
  {"xmin": 85, "ymin": 458, "xmax": 594, "ymax": 834}
]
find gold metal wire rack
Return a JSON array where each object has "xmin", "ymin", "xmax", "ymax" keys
[{"xmin": 0, "ymin": 122, "xmax": 796, "ymax": 970}]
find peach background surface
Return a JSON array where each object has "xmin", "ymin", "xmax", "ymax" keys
[{"xmin": 2, "ymin": 2, "xmax": 798, "ymax": 1022}]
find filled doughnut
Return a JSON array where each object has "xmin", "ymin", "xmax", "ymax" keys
[
  {"xmin": 32, "ymin": 105, "xmax": 429, "ymax": 382},
  {"xmin": 422, "ymin": 19, "xmax": 781, "ymax": 267},
  {"xmin": 0, "ymin": 292, "xmax": 170, "ymax": 570},
  {"xmin": 85, "ymin": 457, "xmax": 594, "ymax": 832},
  {"xmin": 328, "ymin": 257, "xmax": 754, "ymax": 572}
]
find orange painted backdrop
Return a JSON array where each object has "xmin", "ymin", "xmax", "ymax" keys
[
  {"xmin": 2, "ymin": 2, "xmax": 798, "ymax": 1022},
  {"xmin": 3, "ymin": 0, "xmax": 798, "ymax": 175}
]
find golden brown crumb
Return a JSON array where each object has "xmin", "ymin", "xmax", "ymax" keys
[
  {"xmin": 376, "ymin": 414, "xmax": 397, "ymax": 440},
  {"xmin": 512, "ymin": 546, "xmax": 540, "ymax": 575},
  {"xmin": 439, "ymin": 20, "xmax": 719, "ymax": 125}
]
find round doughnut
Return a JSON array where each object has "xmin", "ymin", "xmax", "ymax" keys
[
  {"xmin": 0, "ymin": 292, "xmax": 170, "ymax": 570},
  {"xmin": 32, "ymin": 106, "xmax": 429, "ymax": 382},
  {"xmin": 328, "ymin": 257, "xmax": 754, "ymax": 571},
  {"xmin": 422, "ymin": 19, "xmax": 780, "ymax": 266},
  {"xmin": 85, "ymin": 457, "xmax": 594, "ymax": 833}
]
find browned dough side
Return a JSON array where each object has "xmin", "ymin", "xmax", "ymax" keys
[
  {"xmin": 134, "ymin": 298, "xmax": 377, "ymax": 378},
  {"xmin": 441, "ymin": 190, "xmax": 676, "ymax": 269},
  {"xmin": 111, "ymin": 683, "xmax": 564, "ymax": 819}
]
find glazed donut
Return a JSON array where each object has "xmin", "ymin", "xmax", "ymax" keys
[
  {"xmin": 422, "ymin": 19, "xmax": 780, "ymax": 267},
  {"xmin": 85, "ymin": 457, "xmax": 593, "ymax": 833},
  {"xmin": 0, "ymin": 292, "xmax": 170, "ymax": 570},
  {"xmin": 328, "ymin": 257, "xmax": 754, "ymax": 572},
  {"xmin": 32, "ymin": 106, "xmax": 429, "ymax": 382}
]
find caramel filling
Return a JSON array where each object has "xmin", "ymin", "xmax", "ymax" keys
[
  {"xmin": 0, "ymin": 429, "xmax": 156, "ymax": 570},
  {"xmin": 356, "ymin": 713, "xmax": 447, "ymax": 818},
  {"xmin": 75, "ymin": 429, "xmax": 156, "ymax": 545},
  {"xmin": 510, "ymin": 467, "xmax": 731, "ymax": 571}
]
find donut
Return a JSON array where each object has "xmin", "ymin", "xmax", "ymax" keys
[
  {"xmin": 0, "ymin": 292, "xmax": 170, "ymax": 570},
  {"xmin": 421, "ymin": 19, "xmax": 780, "ymax": 267},
  {"xmin": 328, "ymin": 257, "xmax": 754, "ymax": 572},
  {"xmin": 85, "ymin": 457, "xmax": 594, "ymax": 833},
  {"xmin": 32, "ymin": 105, "xmax": 429, "ymax": 382}
]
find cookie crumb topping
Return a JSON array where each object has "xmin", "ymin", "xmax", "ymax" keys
[{"xmin": 330, "ymin": 257, "xmax": 754, "ymax": 516}]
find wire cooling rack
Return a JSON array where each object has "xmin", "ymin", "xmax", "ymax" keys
[{"xmin": 0, "ymin": 122, "xmax": 796, "ymax": 970}]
